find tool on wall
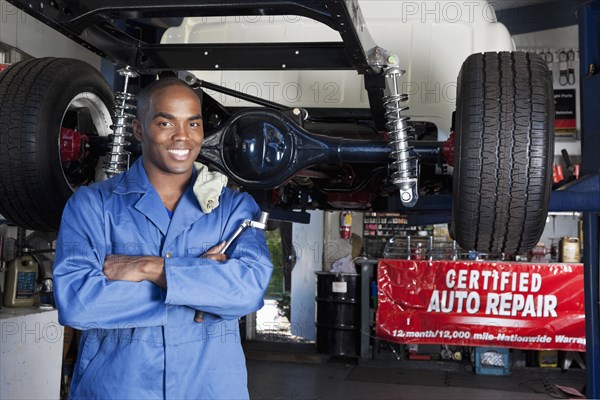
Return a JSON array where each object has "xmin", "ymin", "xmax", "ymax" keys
[
  {"xmin": 536, "ymin": 48, "xmax": 578, "ymax": 87},
  {"xmin": 559, "ymin": 49, "xmax": 576, "ymax": 86},
  {"xmin": 540, "ymin": 49, "xmax": 554, "ymax": 75}
]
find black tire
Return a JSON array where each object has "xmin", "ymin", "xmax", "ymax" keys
[
  {"xmin": 0, "ymin": 58, "xmax": 114, "ymax": 231},
  {"xmin": 451, "ymin": 52, "xmax": 554, "ymax": 255}
]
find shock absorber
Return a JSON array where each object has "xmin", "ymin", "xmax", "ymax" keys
[
  {"xmin": 104, "ymin": 67, "xmax": 138, "ymax": 177},
  {"xmin": 383, "ymin": 63, "xmax": 419, "ymax": 207}
]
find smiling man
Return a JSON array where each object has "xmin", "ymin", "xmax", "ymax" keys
[{"xmin": 53, "ymin": 77, "xmax": 273, "ymax": 399}]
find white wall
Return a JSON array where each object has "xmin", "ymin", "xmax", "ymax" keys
[
  {"xmin": 288, "ymin": 211, "xmax": 366, "ymax": 339},
  {"xmin": 290, "ymin": 211, "xmax": 324, "ymax": 340},
  {"xmin": 0, "ymin": 0, "xmax": 100, "ymax": 67},
  {"xmin": 512, "ymin": 25, "xmax": 579, "ymax": 51},
  {"xmin": 538, "ymin": 212, "xmax": 581, "ymax": 255},
  {"xmin": 513, "ymin": 25, "xmax": 581, "ymax": 158},
  {"xmin": 322, "ymin": 211, "xmax": 364, "ymax": 271}
]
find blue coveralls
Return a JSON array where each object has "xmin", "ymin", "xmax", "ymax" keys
[{"xmin": 53, "ymin": 158, "xmax": 273, "ymax": 399}]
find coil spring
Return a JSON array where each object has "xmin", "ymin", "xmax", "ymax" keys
[
  {"xmin": 103, "ymin": 67, "xmax": 138, "ymax": 176},
  {"xmin": 383, "ymin": 67, "xmax": 418, "ymax": 206}
]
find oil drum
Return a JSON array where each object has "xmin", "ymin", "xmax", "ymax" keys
[{"xmin": 315, "ymin": 272, "xmax": 360, "ymax": 357}]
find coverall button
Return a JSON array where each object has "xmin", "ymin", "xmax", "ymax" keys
[{"xmin": 166, "ymin": 252, "xmax": 172, "ymax": 258}]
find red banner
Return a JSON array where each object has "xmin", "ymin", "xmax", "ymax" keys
[{"xmin": 376, "ymin": 260, "xmax": 585, "ymax": 351}]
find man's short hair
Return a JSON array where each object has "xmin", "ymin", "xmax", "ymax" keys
[{"xmin": 136, "ymin": 77, "xmax": 199, "ymax": 119}]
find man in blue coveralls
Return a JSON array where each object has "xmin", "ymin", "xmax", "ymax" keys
[{"xmin": 53, "ymin": 77, "xmax": 273, "ymax": 399}]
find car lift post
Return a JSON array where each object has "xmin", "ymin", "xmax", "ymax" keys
[{"xmin": 578, "ymin": 0, "xmax": 600, "ymax": 397}]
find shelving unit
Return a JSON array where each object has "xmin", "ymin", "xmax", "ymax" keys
[{"xmin": 363, "ymin": 212, "xmax": 437, "ymax": 258}]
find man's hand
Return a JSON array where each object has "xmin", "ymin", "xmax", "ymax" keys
[
  {"xmin": 201, "ymin": 241, "xmax": 227, "ymax": 262},
  {"xmin": 103, "ymin": 255, "xmax": 167, "ymax": 288}
]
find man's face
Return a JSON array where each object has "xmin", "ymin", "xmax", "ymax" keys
[{"xmin": 133, "ymin": 84, "xmax": 203, "ymax": 177}]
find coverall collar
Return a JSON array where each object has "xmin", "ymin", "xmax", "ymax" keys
[{"xmin": 113, "ymin": 158, "xmax": 204, "ymax": 240}]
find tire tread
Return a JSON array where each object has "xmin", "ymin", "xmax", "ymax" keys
[{"xmin": 452, "ymin": 51, "xmax": 553, "ymax": 254}]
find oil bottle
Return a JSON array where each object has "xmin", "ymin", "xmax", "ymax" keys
[{"xmin": 3, "ymin": 249, "xmax": 38, "ymax": 307}]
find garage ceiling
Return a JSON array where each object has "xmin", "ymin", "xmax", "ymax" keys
[
  {"xmin": 493, "ymin": 0, "xmax": 587, "ymax": 34},
  {"xmin": 492, "ymin": 0, "xmax": 556, "ymax": 10}
]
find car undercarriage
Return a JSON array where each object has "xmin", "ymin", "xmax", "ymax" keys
[{"xmin": 0, "ymin": 0, "xmax": 554, "ymax": 255}]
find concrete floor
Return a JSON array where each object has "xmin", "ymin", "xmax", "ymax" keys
[{"xmin": 244, "ymin": 343, "xmax": 587, "ymax": 400}]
